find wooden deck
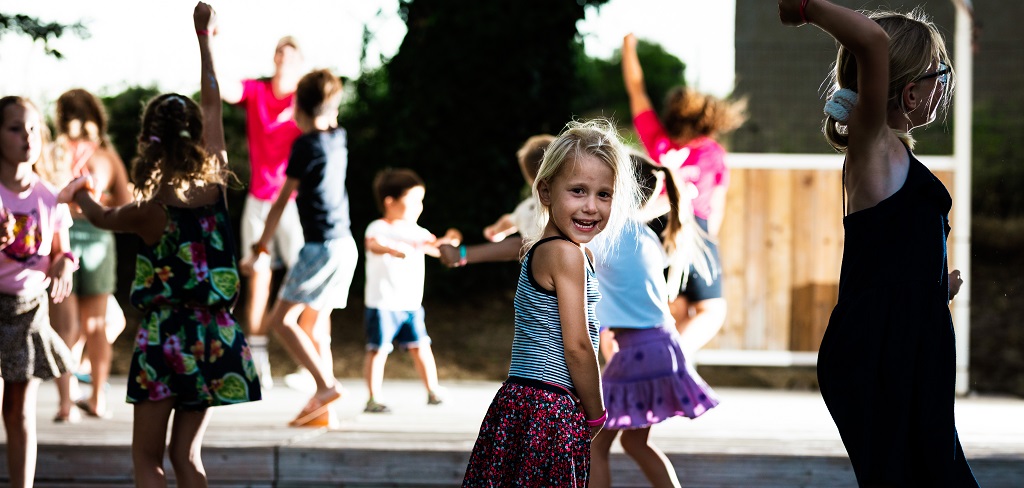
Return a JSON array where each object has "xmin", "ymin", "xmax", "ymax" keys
[{"xmin": 2, "ymin": 377, "xmax": 1023, "ymax": 487}]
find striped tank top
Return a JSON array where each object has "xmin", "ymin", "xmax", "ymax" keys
[{"xmin": 508, "ymin": 236, "xmax": 601, "ymax": 393}]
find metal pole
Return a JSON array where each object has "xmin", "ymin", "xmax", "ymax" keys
[{"xmin": 952, "ymin": 1, "xmax": 974, "ymax": 395}]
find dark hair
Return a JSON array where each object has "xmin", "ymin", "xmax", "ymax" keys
[
  {"xmin": 56, "ymin": 88, "xmax": 111, "ymax": 148},
  {"xmin": 372, "ymin": 168, "xmax": 425, "ymax": 213},
  {"xmin": 661, "ymin": 87, "xmax": 747, "ymax": 144},
  {"xmin": 132, "ymin": 93, "xmax": 222, "ymax": 200},
  {"xmin": 515, "ymin": 134, "xmax": 555, "ymax": 184},
  {"xmin": 295, "ymin": 69, "xmax": 343, "ymax": 118}
]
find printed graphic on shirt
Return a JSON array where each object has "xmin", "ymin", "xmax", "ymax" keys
[{"xmin": 2, "ymin": 210, "xmax": 42, "ymax": 266}]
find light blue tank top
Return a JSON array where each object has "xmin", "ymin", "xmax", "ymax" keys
[{"xmin": 591, "ymin": 223, "xmax": 675, "ymax": 329}]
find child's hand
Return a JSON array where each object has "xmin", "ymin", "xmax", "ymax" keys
[
  {"xmin": 779, "ymin": 0, "xmax": 809, "ymax": 26},
  {"xmin": 438, "ymin": 244, "xmax": 461, "ymax": 268},
  {"xmin": 194, "ymin": 2, "xmax": 218, "ymax": 35},
  {"xmin": 439, "ymin": 228, "xmax": 463, "ymax": 247},
  {"xmin": 48, "ymin": 254, "xmax": 75, "ymax": 303},
  {"xmin": 949, "ymin": 269, "xmax": 964, "ymax": 300},
  {"xmin": 239, "ymin": 252, "xmax": 270, "ymax": 276},
  {"xmin": 58, "ymin": 175, "xmax": 95, "ymax": 204}
]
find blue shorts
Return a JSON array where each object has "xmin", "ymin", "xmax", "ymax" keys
[
  {"xmin": 364, "ymin": 307, "xmax": 431, "ymax": 354},
  {"xmin": 278, "ymin": 237, "xmax": 357, "ymax": 311}
]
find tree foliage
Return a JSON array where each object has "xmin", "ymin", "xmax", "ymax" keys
[{"xmin": 0, "ymin": 13, "xmax": 88, "ymax": 58}]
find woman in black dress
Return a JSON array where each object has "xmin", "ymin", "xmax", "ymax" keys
[{"xmin": 780, "ymin": 1, "xmax": 977, "ymax": 485}]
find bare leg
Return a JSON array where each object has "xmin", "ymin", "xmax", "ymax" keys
[
  {"xmin": 301, "ymin": 309, "xmax": 333, "ymax": 377},
  {"xmin": 50, "ymin": 297, "xmax": 81, "ymax": 420},
  {"xmin": 408, "ymin": 345, "xmax": 440, "ymax": 394},
  {"xmin": 620, "ymin": 427, "xmax": 681, "ymax": 488},
  {"xmin": 131, "ymin": 399, "xmax": 174, "ymax": 488},
  {"xmin": 245, "ymin": 269, "xmax": 273, "ymax": 337},
  {"xmin": 676, "ymin": 298, "xmax": 728, "ymax": 353},
  {"xmin": 589, "ymin": 427, "xmax": 620, "ymax": 488},
  {"xmin": 599, "ymin": 328, "xmax": 618, "ymax": 363},
  {"xmin": 2, "ymin": 379, "xmax": 40, "ymax": 488},
  {"xmin": 104, "ymin": 294, "xmax": 127, "ymax": 344},
  {"xmin": 363, "ymin": 349, "xmax": 387, "ymax": 401},
  {"xmin": 80, "ymin": 294, "xmax": 112, "ymax": 416},
  {"xmin": 267, "ymin": 300, "xmax": 340, "ymax": 399},
  {"xmin": 168, "ymin": 408, "xmax": 212, "ymax": 488}
]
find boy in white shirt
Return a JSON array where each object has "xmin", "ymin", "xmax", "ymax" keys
[{"xmin": 363, "ymin": 168, "xmax": 460, "ymax": 413}]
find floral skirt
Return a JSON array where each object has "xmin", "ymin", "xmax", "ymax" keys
[
  {"xmin": 0, "ymin": 291, "xmax": 74, "ymax": 382},
  {"xmin": 603, "ymin": 326, "xmax": 719, "ymax": 429},
  {"xmin": 126, "ymin": 305, "xmax": 261, "ymax": 410},
  {"xmin": 463, "ymin": 378, "xmax": 590, "ymax": 487}
]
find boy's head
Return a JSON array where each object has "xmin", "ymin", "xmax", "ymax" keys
[
  {"xmin": 274, "ymin": 36, "xmax": 304, "ymax": 76},
  {"xmin": 295, "ymin": 69, "xmax": 343, "ymax": 122},
  {"xmin": 373, "ymin": 168, "xmax": 426, "ymax": 222},
  {"xmin": 516, "ymin": 134, "xmax": 555, "ymax": 185}
]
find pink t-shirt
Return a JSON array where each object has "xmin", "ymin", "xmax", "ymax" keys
[
  {"xmin": 0, "ymin": 175, "xmax": 72, "ymax": 296},
  {"xmin": 238, "ymin": 78, "xmax": 303, "ymax": 201},
  {"xmin": 633, "ymin": 109, "xmax": 729, "ymax": 220}
]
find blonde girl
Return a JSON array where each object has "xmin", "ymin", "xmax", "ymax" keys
[
  {"xmin": 60, "ymin": 3, "xmax": 261, "ymax": 486},
  {"xmin": 462, "ymin": 119, "xmax": 640, "ymax": 487},
  {"xmin": 780, "ymin": 0, "xmax": 976, "ymax": 485},
  {"xmin": 0, "ymin": 95, "xmax": 76, "ymax": 488}
]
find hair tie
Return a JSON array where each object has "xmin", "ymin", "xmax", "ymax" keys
[
  {"xmin": 148, "ymin": 135, "xmax": 162, "ymax": 143},
  {"xmin": 824, "ymin": 88, "xmax": 858, "ymax": 124},
  {"xmin": 179, "ymin": 129, "xmax": 191, "ymax": 139}
]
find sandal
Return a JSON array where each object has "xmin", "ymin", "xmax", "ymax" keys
[
  {"xmin": 427, "ymin": 390, "xmax": 444, "ymax": 406},
  {"xmin": 364, "ymin": 399, "xmax": 391, "ymax": 413},
  {"xmin": 289, "ymin": 388, "xmax": 343, "ymax": 427},
  {"xmin": 53, "ymin": 408, "xmax": 81, "ymax": 424},
  {"xmin": 75, "ymin": 398, "xmax": 112, "ymax": 419}
]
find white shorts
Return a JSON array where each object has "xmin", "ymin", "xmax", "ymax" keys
[
  {"xmin": 278, "ymin": 236, "xmax": 358, "ymax": 311},
  {"xmin": 240, "ymin": 195, "xmax": 304, "ymax": 269}
]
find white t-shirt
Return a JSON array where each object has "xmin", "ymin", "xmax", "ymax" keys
[
  {"xmin": 510, "ymin": 198, "xmax": 543, "ymax": 239},
  {"xmin": 363, "ymin": 218, "xmax": 435, "ymax": 310}
]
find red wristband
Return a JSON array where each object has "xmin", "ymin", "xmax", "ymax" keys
[
  {"xmin": 586, "ymin": 410, "xmax": 608, "ymax": 427},
  {"xmin": 196, "ymin": 29, "xmax": 213, "ymax": 37},
  {"xmin": 61, "ymin": 251, "xmax": 79, "ymax": 272},
  {"xmin": 799, "ymin": 0, "xmax": 810, "ymax": 24}
]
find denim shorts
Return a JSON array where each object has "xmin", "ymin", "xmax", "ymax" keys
[
  {"xmin": 363, "ymin": 307, "xmax": 431, "ymax": 354},
  {"xmin": 278, "ymin": 236, "xmax": 357, "ymax": 310}
]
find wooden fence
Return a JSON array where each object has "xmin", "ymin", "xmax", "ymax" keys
[{"xmin": 701, "ymin": 154, "xmax": 957, "ymax": 363}]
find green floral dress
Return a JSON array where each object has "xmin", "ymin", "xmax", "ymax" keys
[{"xmin": 126, "ymin": 195, "xmax": 261, "ymax": 409}]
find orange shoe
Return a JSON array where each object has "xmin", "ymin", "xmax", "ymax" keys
[
  {"xmin": 293, "ymin": 407, "xmax": 339, "ymax": 428},
  {"xmin": 289, "ymin": 388, "xmax": 343, "ymax": 427}
]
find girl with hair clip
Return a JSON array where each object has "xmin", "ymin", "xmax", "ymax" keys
[
  {"xmin": 59, "ymin": 3, "xmax": 261, "ymax": 486},
  {"xmin": 780, "ymin": 1, "xmax": 976, "ymax": 485},
  {"xmin": 0, "ymin": 95, "xmax": 76, "ymax": 488},
  {"xmin": 49, "ymin": 88, "xmax": 133, "ymax": 423},
  {"xmin": 462, "ymin": 119, "xmax": 641, "ymax": 487},
  {"xmin": 589, "ymin": 152, "xmax": 719, "ymax": 488},
  {"xmin": 621, "ymin": 33, "xmax": 746, "ymax": 354}
]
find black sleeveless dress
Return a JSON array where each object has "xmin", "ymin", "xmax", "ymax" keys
[{"xmin": 817, "ymin": 151, "xmax": 978, "ymax": 486}]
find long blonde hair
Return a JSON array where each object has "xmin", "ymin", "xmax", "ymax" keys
[
  {"xmin": 523, "ymin": 119, "xmax": 641, "ymax": 253},
  {"xmin": 824, "ymin": 8, "xmax": 955, "ymax": 151}
]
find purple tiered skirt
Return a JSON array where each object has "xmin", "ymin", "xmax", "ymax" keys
[{"xmin": 602, "ymin": 326, "xmax": 718, "ymax": 429}]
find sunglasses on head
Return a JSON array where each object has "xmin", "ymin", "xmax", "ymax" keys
[{"xmin": 916, "ymin": 62, "xmax": 950, "ymax": 85}]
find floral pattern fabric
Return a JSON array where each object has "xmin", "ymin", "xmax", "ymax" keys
[
  {"xmin": 463, "ymin": 383, "xmax": 590, "ymax": 487},
  {"xmin": 126, "ymin": 197, "xmax": 260, "ymax": 410}
]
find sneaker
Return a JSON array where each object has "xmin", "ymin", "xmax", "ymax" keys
[
  {"xmin": 364, "ymin": 399, "xmax": 391, "ymax": 413},
  {"xmin": 427, "ymin": 388, "xmax": 445, "ymax": 406},
  {"xmin": 284, "ymin": 368, "xmax": 317, "ymax": 394}
]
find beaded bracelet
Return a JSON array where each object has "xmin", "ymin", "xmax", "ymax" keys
[
  {"xmin": 196, "ymin": 29, "xmax": 213, "ymax": 36},
  {"xmin": 457, "ymin": 245, "xmax": 468, "ymax": 267}
]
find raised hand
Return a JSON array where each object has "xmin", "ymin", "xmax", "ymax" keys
[
  {"xmin": 194, "ymin": 1, "xmax": 218, "ymax": 35},
  {"xmin": 949, "ymin": 269, "xmax": 964, "ymax": 300},
  {"xmin": 779, "ymin": 0, "xmax": 808, "ymax": 26}
]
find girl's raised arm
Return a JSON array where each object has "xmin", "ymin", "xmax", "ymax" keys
[
  {"xmin": 621, "ymin": 33, "xmax": 654, "ymax": 118},
  {"xmin": 194, "ymin": 2, "xmax": 227, "ymax": 171}
]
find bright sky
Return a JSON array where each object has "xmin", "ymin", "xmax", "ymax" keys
[{"xmin": 0, "ymin": 0, "xmax": 735, "ymax": 107}]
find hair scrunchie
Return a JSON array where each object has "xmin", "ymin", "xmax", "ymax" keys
[
  {"xmin": 823, "ymin": 88, "xmax": 858, "ymax": 124},
  {"xmin": 178, "ymin": 129, "xmax": 191, "ymax": 139}
]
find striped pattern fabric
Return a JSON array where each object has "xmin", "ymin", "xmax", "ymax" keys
[{"xmin": 508, "ymin": 237, "xmax": 601, "ymax": 392}]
